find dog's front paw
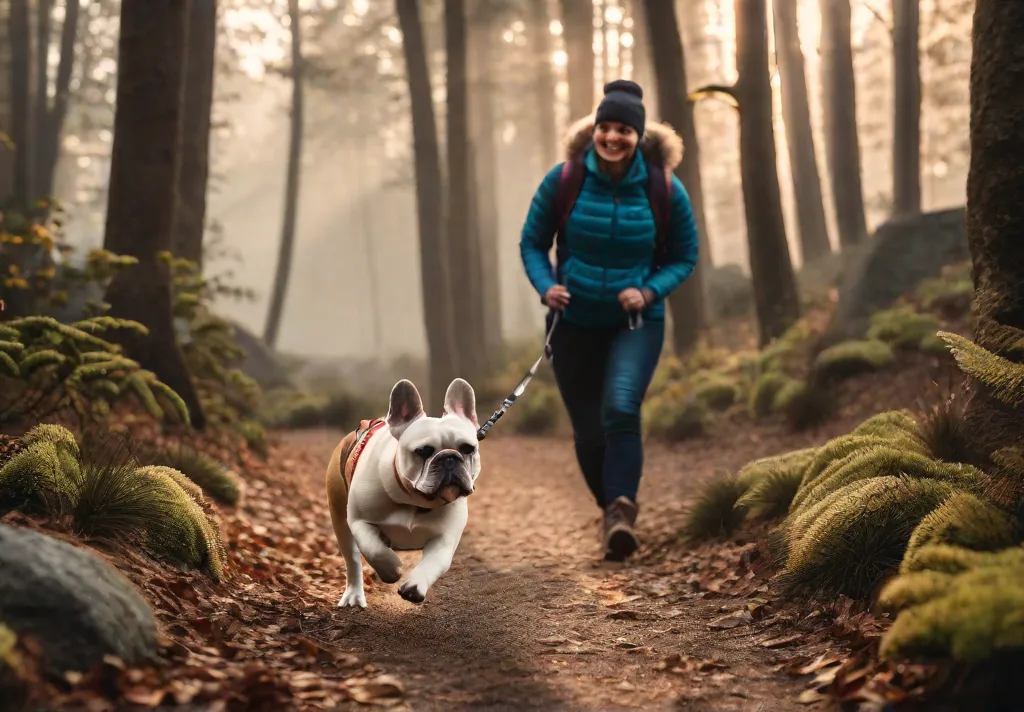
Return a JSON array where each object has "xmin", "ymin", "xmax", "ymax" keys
[
  {"xmin": 337, "ymin": 586, "xmax": 367, "ymax": 609},
  {"xmin": 370, "ymin": 550, "xmax": 402, "ymax": 584},
  {"xmin": 398, "ymin": 579, "xmax": 427, "ymax": 604}
]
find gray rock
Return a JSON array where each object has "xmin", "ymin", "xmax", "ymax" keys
[
  {"xmin": 0, "ymin": 523, "xmax": 159, "ymax": 674},
  {"xmin": 823, "ymin": 207, "xmax": 968, "ymax": 345},
  {"xmin": 705, "ymin": 263, "xmax": 754, "ymax": 320},
  {"xmin": 228, "ymin": 319, "xmax": 295, "ymax": 391}
]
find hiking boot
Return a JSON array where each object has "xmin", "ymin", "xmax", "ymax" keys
[{"xmin": 603, "ymin": 496, "xmax": 639, "ymax": 561}]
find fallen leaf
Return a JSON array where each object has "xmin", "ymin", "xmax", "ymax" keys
[{"xmin": 708, "ymin": 610, "xmax": 754, "ymax": 630}]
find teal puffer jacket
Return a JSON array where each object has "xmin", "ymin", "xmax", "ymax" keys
[{"xmin": 519, "ymin": 118, "xmax": 700, "ymax": 329}]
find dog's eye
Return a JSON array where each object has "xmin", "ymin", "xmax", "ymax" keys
[
  {"xmin": 414, "ymin": 446, "xmax": 435, "ymax": 459},
  {"xmin": 458, "ymin": 443, "xmax": 476, "ymax": 456}
]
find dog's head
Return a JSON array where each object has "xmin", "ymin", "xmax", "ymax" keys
[{"xmin": 386, "ymin": 378, "xmax": 481, "ymax": 504}]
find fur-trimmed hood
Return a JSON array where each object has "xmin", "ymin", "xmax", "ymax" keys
[{"xmin": 562, "ymin": 114, "xmax": 684, "ymax": 171}]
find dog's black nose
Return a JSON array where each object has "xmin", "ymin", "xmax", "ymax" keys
[{"xmin": 438, "ymin": 452, "xmax": 461, "ymax": 468}]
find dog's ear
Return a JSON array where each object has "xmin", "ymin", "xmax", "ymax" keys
[
  {"xmin": 442, "ymin": 378, "xmax": 478, "ymax": 428},
  {"xmin": 387, "ymin": 379, "xmax": 425, "ymax": 439}
]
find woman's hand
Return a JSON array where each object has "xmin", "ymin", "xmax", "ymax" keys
[
  {"xmin": 544, "ymin": 285, "xmax": 571, "ymax": 309},
  {"xmin": 617, "ymin": 287, "xmax": 652, "ymax": 312}
]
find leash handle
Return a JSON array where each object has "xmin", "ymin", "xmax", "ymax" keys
[{"xmin": 628, "ymin": 311, "xmax": 644, "ymax": 330}]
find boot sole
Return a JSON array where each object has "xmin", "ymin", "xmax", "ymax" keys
[{"xmin": 604, "ymin": 528, "xmax": 638, "ymax": 562}]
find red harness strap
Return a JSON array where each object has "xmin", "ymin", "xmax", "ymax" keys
[{"xmin": 343, "ymin": 418, "xmax": 387, "ymax": 488}]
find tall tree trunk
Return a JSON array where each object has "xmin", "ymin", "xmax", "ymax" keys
[
  {"xmin": 960, "ymin": 0, "xmax": 1024, "ymax": 457},
  {"xmin": 468, "ymin": 9, "xmax": 502, "ymax": 368},
  {"xmin": 641, "ymin": 0, "xmax": 709, "ymax": 354},
  {"xmin": 773, "ymin": 0, "xmax": 831, "ymax": 264},
  {"xmin": 101, "ymin": 0, "xmax": 205, "ymax": 430},
  {"xmin": 527, "ymin": 0, "xmax": 558, "ymax": 168},
  {"xmin": 628, "ymin": 0, "xmax": 655, "ymax": 105},
  {"xmin": 396, "ymin": 0, "xmax": 458, "ymax": 405},
  {"xmin": 560, "ymin": 0, "xmax": 595, "ymax": 119},
  {"xmin": 892, "ymin": 0, "xmax": 921, "ymax": 217},
  {"xmin": 171, "ymin": 0, "xmax": 217, "ymax": 265},
  {"xmin": 263, "ymin": 0, "xmax": 303, "ymax": 350},
  {"xmin": 444, "ymin": 0, "xmax": 487, "ymax": 382},
  {"xmin": 34, "ymin": 0, "xmax": 80, "ymax": 202},
  {"xmin": 819, "ymin": 0, "xmax": 867, "ymax": 247},
  {"xmin": 732, "ymin": 0, "xmax": 801, "ymax": 345},
  {"xmin": 32, "ymin": 0, "xmax": 52, "ymax": 198},
  {"xmin": 8, "ymin": 0, "xmax": 32, "ymax": 206}
]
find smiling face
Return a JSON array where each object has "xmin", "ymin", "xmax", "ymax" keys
[{"xmin": 593, "ymin": 120, "xmax": 639, "ymax": 164}]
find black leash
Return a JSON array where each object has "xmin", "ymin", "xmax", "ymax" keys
[{"xmin": 476, "ymin": 308, "xmax": 643, "ymax": 441}]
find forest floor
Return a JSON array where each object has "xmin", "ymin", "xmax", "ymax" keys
[{"xmin": 14, "ymin": 351, "xmax": 956, "ymax": 712}]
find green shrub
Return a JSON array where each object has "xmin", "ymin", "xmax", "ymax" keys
[
  {"xmin": 682, "ymin": 472, "xmax": 749, "ymax": 542},
  {"xmin": 506, "ymin": 383, "xmax": 563, "ymax": 436},
  {"xmin": 132, "ymin": 442, "xmax": 242, "ymax": 506},
  {"xmin": 0, "ymin": 424, "xmax": 227, "ymax": 580},
  {"xmin": 0, "ymin": 316, "xmax": 190, "ymax": 427},
  {"xmin": 940, "ymin": 331, "xmax": 1024, "ymax": 407},
  {"xmin": 813, "ymin": 339, "xmax": 895, "ymax": 380}
]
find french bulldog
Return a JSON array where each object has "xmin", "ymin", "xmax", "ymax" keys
[{"xmin": 325, "ymin": 377, "xmax": 482, "ymax": 608}]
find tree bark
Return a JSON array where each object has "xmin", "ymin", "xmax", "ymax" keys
[
  {"xmin": 33, "ymin": 0, "xmax": 52, "ymax": 197},
  {"xmin": 468, "ymin": 9, "xmax": 502, "ymax": 368},
  {"xmin": 8, "ymin": 0, "xmax": 32, "ymax": 205},
  {"xmin": 628, "ymin": 0, "xmax": 655, "ymax": 107},
  {"xmin": 773, "ymin": 0, "xmax": 831, "ymax": 264},
  {"xmin": 560, "ymin": 0, "xmax": 595, "ymax": 119},
  {"xmin": 819, "ymin": 0, "xmax": 867, "ymax": 247},
  {"xmin": 733, "ymin": 0, "xmax": 801, "ymax": 346},
  {"xmin": 892, "ymin": 0, "xmax": 921, "ymax": 217},
  {"xmin": 444, "ymin": 0, "xmax": 487, "ymax": 382},
  {"xmin": 396, "ymin": 0, "xmax": 458, "ymax": 405},
  {"xmin": 34, "ymin": 0, "xmax": 80, "ymax": 202},
  {"xmin": 263, "ymin": 0, "xmax": 303, "ymax": 350},
  {"xmin": 171, "ymin": 0, "xmax": 217, "ymax": 265},
  {"xmin": 961, "ymin": 0, "xmax": 1024, "ymax": 457},
  {"xmin": 102, "ymin": 0, "xmax": 205, "ymax": 430},
  {"xmin": 640, "ymin": 0, "xmax": 708, "ymax": 354},
  {"xmin": 527, "ymin": 0, "xmax": 558, "ymax": 168}
]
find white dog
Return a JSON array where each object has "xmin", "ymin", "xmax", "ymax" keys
[{"xmin": 325, "ymin": 378, "xmax": 482, "ymax": 608}]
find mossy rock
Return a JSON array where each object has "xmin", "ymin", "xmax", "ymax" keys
[
  {"xmin": 749, "ymin": 371, "xmax": 790, "ymax": 417},
  {"xmin": 851, "ymin": 409, "xmax": 920, "ymax": 439},
  {"xmin": 779, "ymin": 476, "xmax": 956, "ymax": 598},
  {"xmin": 792, "ymin": 445, "xmax": 984, "ymax": 517},
  {"xmin": 692, "ymin": 372, "xmax": 740, "ymax": 411},
  {"xmin": 735, "ymin": 447, "xmax": 817, "ymax": 520},
  {"xmin": 643, "ymin": 386, "xmax": 706, "ymax": 442},
  {"xmin": 867, "ymin": 306, "xmax": 941, "ymax": 349},
  {"xmin": 813, "ymin": 339, "xmax": 895, "ymax": 380},
  {"xmin": 878, "ymin": 554, "xmax": 1024, "ymax": 662},
  {"xmin": 905, "ymin": 491, "xmax": 1018, "ymax": 562}
]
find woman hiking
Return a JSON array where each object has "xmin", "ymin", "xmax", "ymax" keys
[{"xmin": 518, "ymin": 79, "xmax": 700, "ymax": 561}]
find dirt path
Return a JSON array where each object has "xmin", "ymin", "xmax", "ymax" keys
[{"xmin": 283, "ymin": 428, "xmax": 820, "ymax": 712}]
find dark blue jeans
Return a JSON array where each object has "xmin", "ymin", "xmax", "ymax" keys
[{"xmin": 548, "ymin": 316, "xmax": 665, "ymax": 508}]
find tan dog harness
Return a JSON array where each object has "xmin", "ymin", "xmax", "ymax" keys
[{"xmin": 338, "ymin": 417, "xmax": 432, "ymax": 509}]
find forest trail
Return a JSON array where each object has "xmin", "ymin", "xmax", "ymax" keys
[{"xmin": 283, "ymin": 428, "xmax": 822, "ymax": 712}]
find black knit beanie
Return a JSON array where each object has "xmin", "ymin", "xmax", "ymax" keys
[{"xmin": 594, "ymin": 79, "xmax": 646, "ymax": 138}]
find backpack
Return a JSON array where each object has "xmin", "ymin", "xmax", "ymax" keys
[{"xmin": 551, "ymin": 142, "xmax": 674, "ymax": 281}]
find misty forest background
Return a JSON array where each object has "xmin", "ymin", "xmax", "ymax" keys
[{"xmin": 0, "ymin": 0, "xmax": 968, "ymax": 398}]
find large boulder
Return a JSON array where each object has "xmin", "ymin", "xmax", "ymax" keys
[
  {"xmin": 823, "ymin": 207, "xmax": 968, "ymax": 345},
  {"xmin": 0, "ymin": 524, "xmax": 159, "ymax": 674}
]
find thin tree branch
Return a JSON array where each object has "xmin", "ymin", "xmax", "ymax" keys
[{"xmin": 690, "ymin": 83, "xmax": 741, "ymax": 109}]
